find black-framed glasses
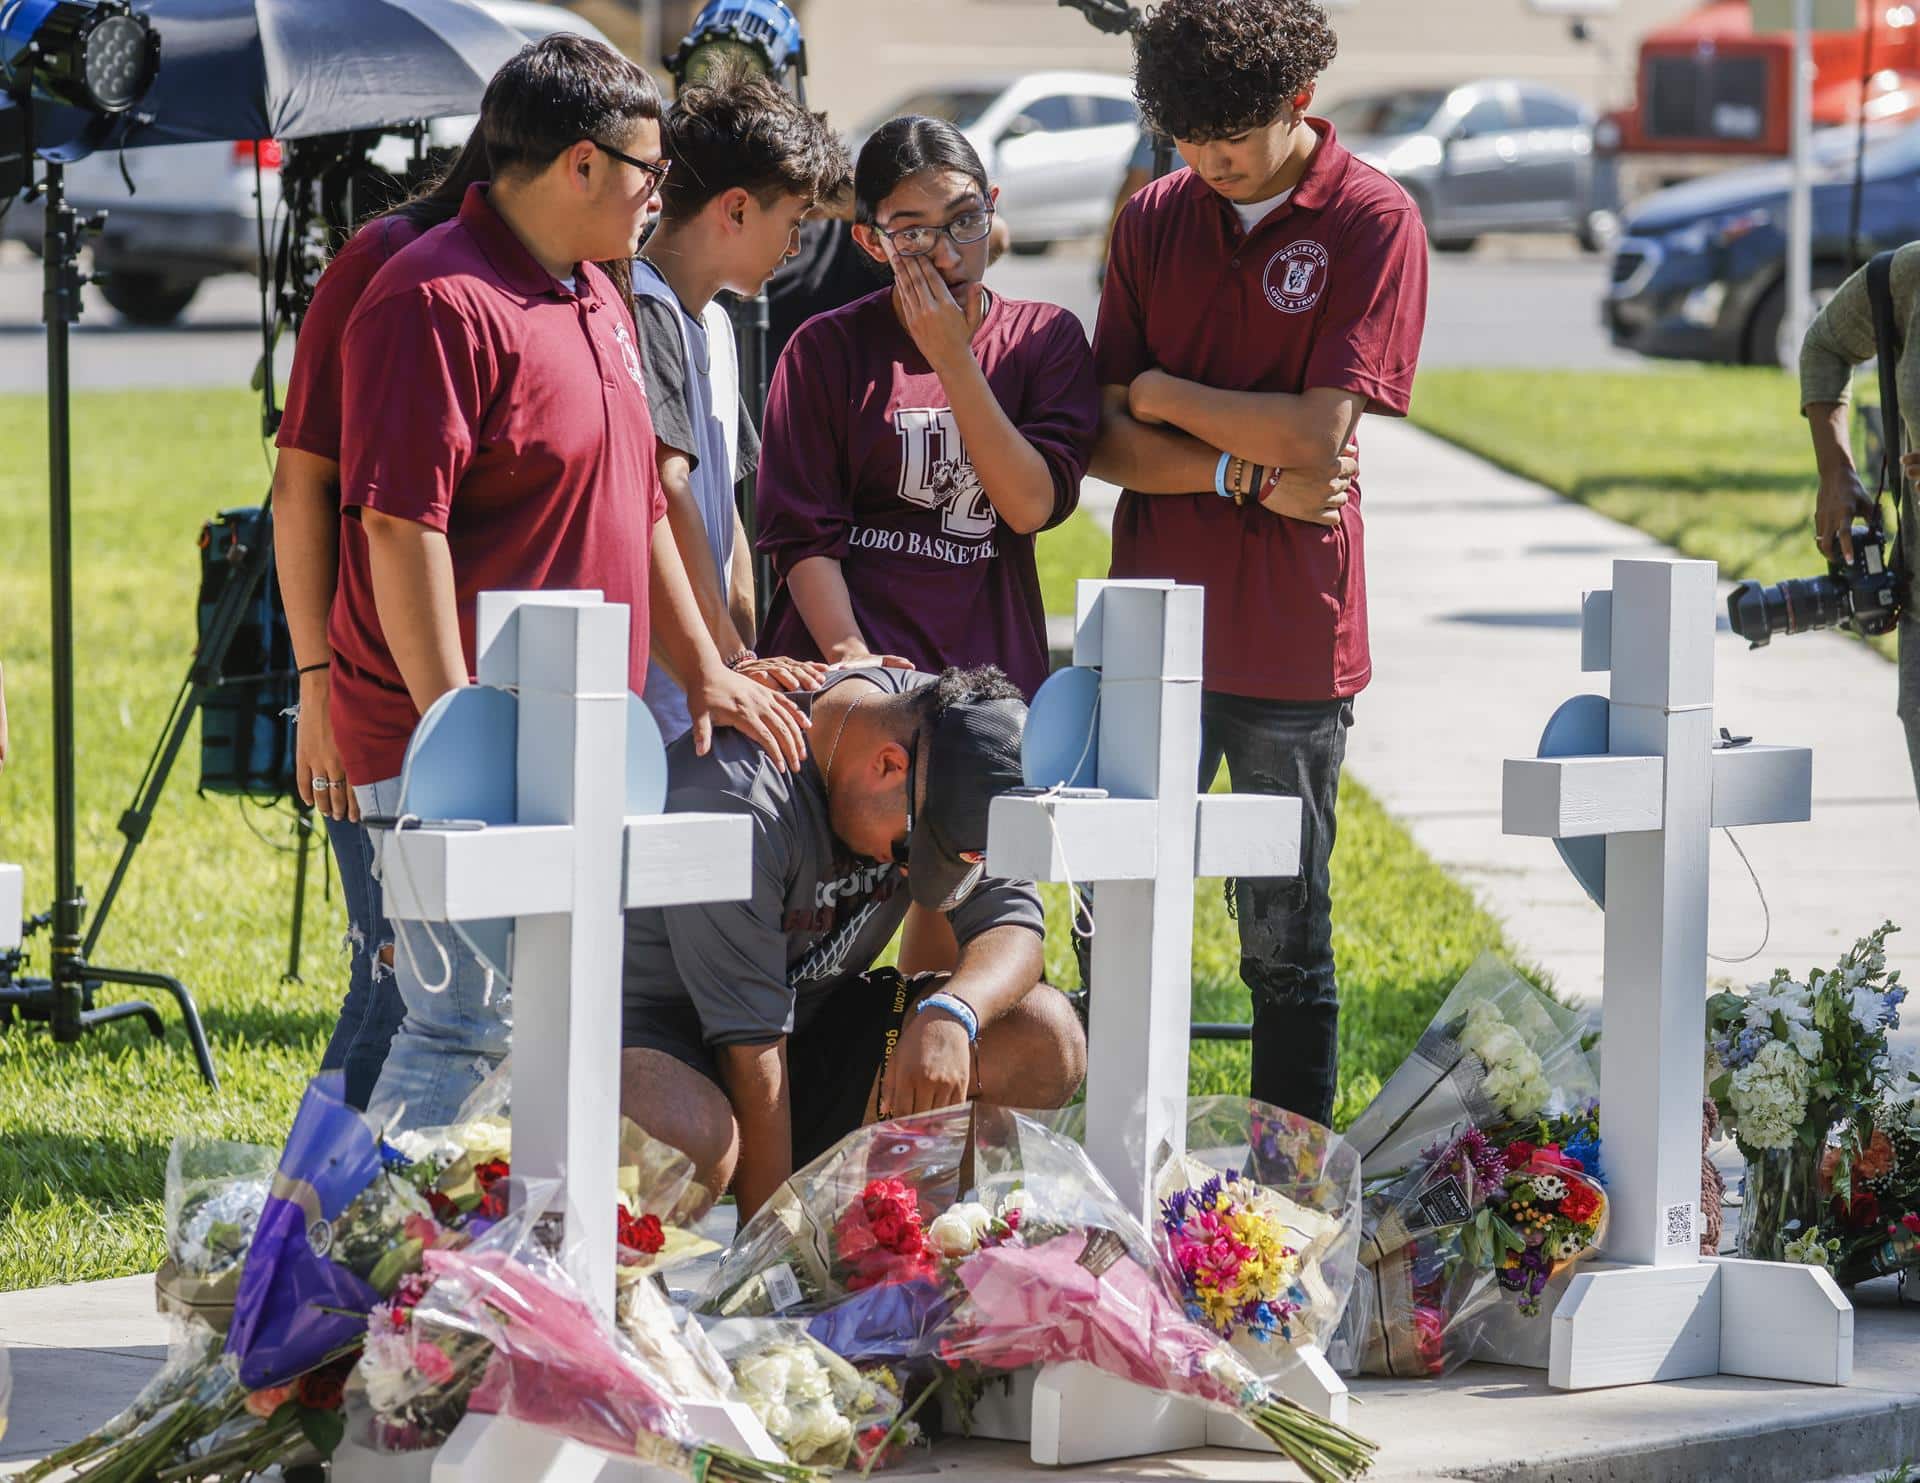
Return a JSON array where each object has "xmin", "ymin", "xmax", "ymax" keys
[
  {"xmin": 592, "ymin": 139, "xmax": 671, "ymax": 192},
  {"xmin": 875, "ymin": 206, "xmax": 994, "ymax": 258}
]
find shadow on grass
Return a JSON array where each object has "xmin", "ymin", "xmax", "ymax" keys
[
  {"xmin": 1567, "ymin": 468, "xmax": 1811, "ymax": 501},
  {"xmin": 0, "ymin": 1129, "xmax": 171, "ymax": 1214}
]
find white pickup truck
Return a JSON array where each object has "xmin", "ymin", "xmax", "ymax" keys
[{"xmin": 3, "ymin": 1, "xmax": 612, "ymax": 324}]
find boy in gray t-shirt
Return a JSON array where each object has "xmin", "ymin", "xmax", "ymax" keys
[{"xmin": 621, "ymin": 664, "xmax": 1086, "ymax": 1218}]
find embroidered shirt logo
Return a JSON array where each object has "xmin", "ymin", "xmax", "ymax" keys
[
  {"xmin": 613, "ymin": 321, "xmax": 645, "ymax": 389},
  {"xmin": 1263, "ymin": 240, "xmax": 1329, "ymax": 315}
]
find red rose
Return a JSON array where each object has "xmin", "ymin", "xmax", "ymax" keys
[
  {"xmin": 1504, "ymin": 1141, "xmax": 1537, "ymax": 1168},
  {"xmin": 296, "ymin": 1366, "xmax": 347, "ymax": 1412},
  {"xmin": 838, "ymin": 1221, "xmax": 878, "ymax": 1260},
  {"xmin": 618, "ymin": 1208, "xmax": 666, "ymax": 1255},
  {"xmin": 1837, "ymin": 1190, "xmax": 1881, "ymax": 1230},
  {"xmin": 473, "ymin": 1159, "xmax": 511, "ymax": 1190},
  {"xmin": 1558, "ymin": 1182, "xmax": 1602, "ymax": 1225},
  {"xmin": 872, "ymin": 1213, "xmax": 904, "ymax": 1248},
  {"xmin": 1902, "ymin": 1212, "xmax": 1920, "ymax": 1236}
]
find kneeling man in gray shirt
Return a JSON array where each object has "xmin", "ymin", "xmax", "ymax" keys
[{"xmin": 621, "ymin": 664, "xmax": 1086, "ymax": 1218}]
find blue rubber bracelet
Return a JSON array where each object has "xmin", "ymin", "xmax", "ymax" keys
[
  {"xmin": 1214, "ymin": 452, "xmax": 1233, "ymax": 499},
  {"xmin": 915, "ymin": 991, "xmax": 980, "ymax": 1044}
]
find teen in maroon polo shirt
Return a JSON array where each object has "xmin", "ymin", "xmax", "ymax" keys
[
  {"xmin": 1091, "ymin": 0, "xmax": 1428, "ymax": 1125},
  {"xmin": 334, "ymin": 37, "xmax": 809, "ymax": 1131}
]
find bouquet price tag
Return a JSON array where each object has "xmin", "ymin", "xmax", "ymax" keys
[{"xmin": 762, "ymin": 1261, "xmax": 804, "ymax": 1313}]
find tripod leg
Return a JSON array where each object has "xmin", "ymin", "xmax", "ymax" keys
[
  {"xmin": 85, "ymin": 963, "xmax": 219, "ymax": 1090},
  {"xmin": 286, "ymin": 807, "xmax": 312, "ymax": 984},
  {"xmin": 81, "ymin": 998, "xmax": 167, "ymax": 1040}
]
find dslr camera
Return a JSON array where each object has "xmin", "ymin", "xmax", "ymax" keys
[{"xmin": 1725, "ymin": 521, "xmax": 1902, "ymax": 648}]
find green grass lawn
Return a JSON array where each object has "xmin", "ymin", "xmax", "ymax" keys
[
  {"xmin": 0, "ymin": 391, "xmax": 1523, "ymax": 1291},
  {"xmin": 1411, "ymin": 365, "xmax": 1890, "ymax": 646}
]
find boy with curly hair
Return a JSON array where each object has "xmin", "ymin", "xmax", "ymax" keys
[{"xmin": 1089, "ymin": 0, "xmax": 1429, "ymax": 1125}]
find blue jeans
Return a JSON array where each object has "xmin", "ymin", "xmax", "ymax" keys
[
  {"xmin": 1198, "ymin": 692, "xmax": 1354, "ymax": 1128},
  {"xmin": 359, "ymin": 776, "xmax": 513, "ymax": 1131},
  {"xmin": 315, "ymin": 814, "xmax": 400, "ymax": 1110}
]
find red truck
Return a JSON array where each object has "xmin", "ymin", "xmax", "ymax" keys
[{"xmin": 1603, "ymin": 0, "xmax": 1920, "ymax": 203}]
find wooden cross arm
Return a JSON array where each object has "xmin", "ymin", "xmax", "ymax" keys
[
  {"xmin": 384, "ymin": 825, "xmax": 577, "ymax": 922},
  {"xmin": 1504, "ymin": 756, "xmax": 1663, "ymax": 839},
  {"xmin": 1504, "ymin": 744, "xmax": 1814, "ymax": 839},
  {"xmin": 623, "ymin": 812, "xmax": 754, "ymax": 910},
  {"xmin": 986, "ymin": 794, "xmax": 1302, "ymax": 883}
]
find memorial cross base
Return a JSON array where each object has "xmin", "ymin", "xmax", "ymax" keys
[
  {"xmin": 1495, "ymin": 558, "xmax": 1852, "ymax": 1390},
  {"xmin": 960, "ymin": 580, "xmax": 1344, "ymax": 1466},
  {"xmin": 355, "ymin": 590, "xmax": 779, "ymax": 1482}
]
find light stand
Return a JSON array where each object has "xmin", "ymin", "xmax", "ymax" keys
[{"xmin": 0, "ymin": 150, "xmax": 218, "ymax": 1086}]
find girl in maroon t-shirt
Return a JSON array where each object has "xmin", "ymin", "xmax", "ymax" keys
[{"xmin": 755, "ymin": 116, "xmax": 1099, "ymax": 702}]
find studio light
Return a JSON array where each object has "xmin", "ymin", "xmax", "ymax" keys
[{"xmin": 0, "ymin": 0, "xmax": 160, "ymax": 114}]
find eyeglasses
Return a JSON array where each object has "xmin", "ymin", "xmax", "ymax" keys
[
  {"xmin": 874, "ymin": 206, "xmax": 994, "ymax": 258},
  {"xmin": 591, "ymin": 139, "xmax": 671, "ymax": 193}
]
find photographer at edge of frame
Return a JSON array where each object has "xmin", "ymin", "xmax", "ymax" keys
[{"xmin": 1802, "ymin": 242, "xmax": 1920, "ymax": 799}]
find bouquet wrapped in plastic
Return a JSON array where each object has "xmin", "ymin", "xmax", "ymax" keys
[
  {"xmin": 154, "ymin": 1139, "xmax": 278, "ymax": 1333},
  {"xmin": 1341, "ymin": 955, "xmax": 1594, "ymax": 1176},
  {"xmin": 930, "ymin": 1107, "xmax": 1377, "ymax": 1483},
  {"xmin": 413, "ymin": 1236, "xmax": 820, "ymax": 1481},
  {"xmin": 1150, "ymin": 1098, "xmax": 1360, "ymax": 1362},
  {"xmin": 702, "ymin": 1318, "xmax": 922, "ymax": 1471},
  {"xmin": 1337, "ymin": 1113, "xmax": 1609, "ymax": 1379},
  {"xmin": 699, "ymin": 1106, "xmax": 971, "ymax": 1325}
]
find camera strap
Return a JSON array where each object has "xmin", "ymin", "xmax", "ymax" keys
[{"xmin": 1867, "ymin": 249, "xmax": 1911, "ymax": 593}]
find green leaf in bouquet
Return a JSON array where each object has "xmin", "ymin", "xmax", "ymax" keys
[{"xmin": 298, "ymin": 1405, "xmax": 347, "ymax": 1457}]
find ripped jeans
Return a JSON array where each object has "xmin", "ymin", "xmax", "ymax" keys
[
  {"xmin": 316, "ymin": 815, "xmax": 399, "ymax": 1110},
  {"xmin": 1199, "ymin": 692, "xmax": 1354, "ymax": 1127},
  {"xmin": 357, "ymin": 775, "xmax": 514, "ymax": 1132}
]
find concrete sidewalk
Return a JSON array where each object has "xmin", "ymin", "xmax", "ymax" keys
[
  {"xmin": 7, "ymin": 1270, "xmax": 1920, "ymax": 1481},
  {"xmin": 1346, "ymin": 418, "xmax": 1920, "ymax": 1008}
]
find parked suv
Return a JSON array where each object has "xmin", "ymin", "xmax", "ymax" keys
[
  {"xmin": 2, "ymin": 1, "xmax": 608, "ymax": 325},
  {"xmin": 1325, "ymin": 80, "xmax": 1619, "ymax": 253},
  {"xmin": 859, "ymin": 71, "xmax": 1138, "ymax": 255},
  {"xmin": 1604, "ymin": 119, "xmax": 1920, "ymax": 366}
]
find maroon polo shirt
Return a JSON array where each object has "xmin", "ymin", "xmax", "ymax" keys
[
  {"xmin": 1092, "ymin": 119, "xmax": 1428, "ymax": 702},
  {"xmin": 329, "ymin": 183, "xmax": 666, "ymax": 784},
  {"xmin": 755, "ymin": 287, "xmax": 1098, "ymax": 699}
]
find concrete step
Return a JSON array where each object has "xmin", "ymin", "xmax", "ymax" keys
[{"xmin": 5, "ymin": 1271, "xmax": 1919, "ymax": 1481}]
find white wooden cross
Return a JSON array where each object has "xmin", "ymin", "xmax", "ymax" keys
[
  {"xmin": 341, "ymin": 589, "xmax": 777, "ymax": 1483},
  {"xmin": 959, "ymin": 578, "xmax": 1342, "ymax": 1466},
  {"xmin": 1498, "ymin": 557, "xmax": 1854, "ymax": 1391}
]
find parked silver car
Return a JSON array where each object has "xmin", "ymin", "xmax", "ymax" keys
[{"xmin": 1325, "ymin": 80, "xmax": 1619, "ymax": 253}]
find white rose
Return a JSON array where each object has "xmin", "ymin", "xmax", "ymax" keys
[
  {"xmin": 454, "ymin": 1116, "xmax": 513, "ymax": 1164},
  {"xmin": 787, "ymin": 1354, "xmax": 833, "ymax": 1403},
  {"xmin": 737, "ymin": 1352, "xmax": 790, "ymax": 1405},
  {"xmin": 759, "ymin": 1402, "xmax": 795, "ymax": 1442},
  {"xmin": 929, "ymin": 1202, "xmax": 993, "ymax": 1256},
  {"xmin": 793, "ymin": 1402, "xmax": 853, "ymax": 1455},
  {"xmin": 998, "ymin": 1188, "xmax": 1033, "ymax": 1222}
]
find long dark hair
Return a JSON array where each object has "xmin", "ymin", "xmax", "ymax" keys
[{"xmin": 852, "ymin": 115, "xmax": 989, "ymax": 226}]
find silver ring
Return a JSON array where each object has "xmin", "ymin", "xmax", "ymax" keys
[{"xmin": 312, "ymin": 776, "xmax": 332, "ymax": 790}]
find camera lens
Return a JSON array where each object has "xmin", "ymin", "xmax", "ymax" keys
[{"xmin": 1726, "ymin": 574, "xmax": 1849, "ymax": 648}]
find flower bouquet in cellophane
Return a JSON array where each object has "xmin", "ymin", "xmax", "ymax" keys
[
  {"xmin": 1341, "ymin": 954, "xmax": 1595, "ymax": 1176},
  {"xmin": 699, "ymin": 1106, "xmax": 972, "ymax": 1324},
  {"xmin": 1149, "ymin": 1097, "xmax": 1361, "ymax": 1382},
  {"xmin": 926, "ymin": 1106, "xmax": 1378, "ymax": 1483}
]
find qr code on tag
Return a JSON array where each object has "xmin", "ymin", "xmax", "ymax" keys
[
  {"xmin": 1664, "ymin": 1201, "xmax": 1696, "ymax": 1249},
  {"xmin": 764, "ymin": 1262, "xmax": 803, "ymax": 1312}
]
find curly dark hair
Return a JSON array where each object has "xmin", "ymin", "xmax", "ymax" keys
[{"xmin": 1133, "ymin": 0, "xmax": 1339, "ymax": 143}]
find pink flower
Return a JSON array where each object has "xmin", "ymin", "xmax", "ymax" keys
[
  {"xmin": 413, "ymin": 1339, "xmax": 457, "ymax": 1386},
  {"xmin": 244, "ymin": 1384, "xmax": 295, "ymax": 1418}
]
